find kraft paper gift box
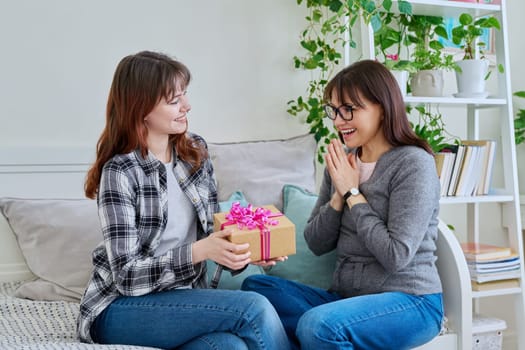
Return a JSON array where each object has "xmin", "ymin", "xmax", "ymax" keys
[{"xmin": 213, "ymin": 203, "xmax": 296, "ymax": 262}]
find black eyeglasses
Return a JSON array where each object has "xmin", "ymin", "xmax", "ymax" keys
[{"xmin": 324, "ymin": 104, "xmax": 355, "ymax": 121}]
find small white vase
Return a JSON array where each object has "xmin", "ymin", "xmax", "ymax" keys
[
  {"xmin": 391, "ymin": 70, "xmax": 408, "ymax": 96},
  {"xmin": 455, "ymin": 59, "xmax": 489, "ymax": 98},
  {"xmin": 410, "ymin": 70, "xmax": 444, "ymax": 97}
]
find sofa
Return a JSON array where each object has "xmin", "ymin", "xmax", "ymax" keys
[
  {"xmin": 0, "ymin": 133, "xmax": 470, "ymax": 349},
  {"xmin": 0, "ymin": 134, "xmax": 339, "ymax": 349}
]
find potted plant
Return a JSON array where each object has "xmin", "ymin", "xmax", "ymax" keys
[
  {"xmin": 405, "ymin": 15, "xmax": 457, "ymax": 97},
  {"xmin": 451, "ymin": 13, "xmax": 501, "ymax": 98}
]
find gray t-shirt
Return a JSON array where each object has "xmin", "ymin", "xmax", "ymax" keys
[{"xmin": 156, "ymin": 161, "xmax": 197, "ymax": 257}]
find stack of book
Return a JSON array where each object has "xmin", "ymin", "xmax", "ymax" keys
[
  {"xmin": 434, "ymin": 140, "xmax": 497, "ymax": 197},
  {"xmin": 460, "ymin": 242, "xmax": 521, "ymax": 291}
]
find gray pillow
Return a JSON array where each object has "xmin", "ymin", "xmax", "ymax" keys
[
  {"xmin": 0, "ymin": 198, "xmax": 101, "ymax": 302},
  {"xmin": 0, "ymin": 192, "xmax": 264, "ymax": 301},
  {"xmin": 209, "ymin": 134, "xmax": 317, "ymax": 211}
]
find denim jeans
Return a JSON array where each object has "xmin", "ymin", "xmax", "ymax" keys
[
  {"xmin": 90, "ymin": 287, "xmax": 290, "ymax": 350},
  {"xmin": 241, "ymin": 275, "xmax": 444, "ymax": 350}
]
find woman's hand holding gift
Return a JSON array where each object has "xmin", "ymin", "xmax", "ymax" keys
[{"xmin": 192, "ymin": 229, "xmax": 252, "ymax": 270}]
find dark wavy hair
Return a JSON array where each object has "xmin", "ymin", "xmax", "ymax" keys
[
  {"xmin": 85, "ymin": 51, "xmax": 206, "ymax": 199},
  {"xmin": 324, "ymin": 59, "xmax": 432, "ymax": 155}
]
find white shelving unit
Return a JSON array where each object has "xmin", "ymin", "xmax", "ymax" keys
[{"xmin": 357, "ymin": 1, "xmax": 524, "ymax": 348}]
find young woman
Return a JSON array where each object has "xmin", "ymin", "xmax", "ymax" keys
[
  {"xmin": 78, "ymin": 51, "xmax": 289, "ymax": 350},
  {"xmin": 242, "ymin": 59, "xmax": 444, "ymax": 350}
]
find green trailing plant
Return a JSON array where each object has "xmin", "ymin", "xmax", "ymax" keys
[
  {"xmin": 287, "ymin": 0, "xmax": 412, "ymax": 162},
  {"xmin": 408, "ymin": 104, "xmax": 458, "ymax": 153},
  {"xmin": 514, "ymin": 91, "xmax": 525, "ymax": 145}
]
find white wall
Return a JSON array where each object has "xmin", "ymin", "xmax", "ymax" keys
[
  {"xmin": 1, "ymin": 1, "xmax": 523, "ymax": 213},
  {"xmin": 0, "ymin": 0, "xmax": 310, "ymax": 150},
  {"xmin": 1, "ymin": 1, "xmax": 523, "ymax": 177}
]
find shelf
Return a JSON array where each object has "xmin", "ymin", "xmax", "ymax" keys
[
  {"xmin": 369, "ymin": 1, "xmax": 524, "ymax": 348},
  {"xmin": 473, "ymin": 287, "xmax": 522, "ymax": 298},
  {"xmin": 404, "ymin": 95, "xmax": 507, "ymax": 106},
  {"xmin": 388, "ymin": 0, "xmax": 501, "ymax": 17},
  {"xmin": 439, "ymin": 190, "xmax": 515, "ymax": 204}
]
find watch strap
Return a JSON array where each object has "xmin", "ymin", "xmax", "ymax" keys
[{"xmin": 343, "ymin": 187, "xmax": 359, "ymax": 202}]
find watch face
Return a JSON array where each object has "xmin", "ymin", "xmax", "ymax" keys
[{"xmin": 350, "ymin": 187, "xmax": 360, "ymax": 196}]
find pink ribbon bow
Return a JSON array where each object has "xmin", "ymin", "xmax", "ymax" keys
[{"xmin": 220, "ymin": 202, "xmax": 282, "ymax": 260}]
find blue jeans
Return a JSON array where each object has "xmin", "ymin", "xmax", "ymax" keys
[
  {"xmin": 241, "ymin": 275, "xmax": 444, "ymax": 350},
  {"xmin": 90, "ymin": 287, "xmax": 290, "ymax": 350}
]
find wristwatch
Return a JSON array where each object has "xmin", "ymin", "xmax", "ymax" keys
[{"xmin": 343, "ymin": 187, "xmax": 360, "ymax": 201}]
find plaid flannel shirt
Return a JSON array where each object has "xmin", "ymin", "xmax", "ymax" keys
[{"xmin": 77, "ymin": 133, "xmax": 218, "ymax": 343}]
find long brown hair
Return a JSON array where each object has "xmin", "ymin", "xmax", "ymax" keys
[
  {"xmin": 85, "ymin": 51, "xmax": 206, "ymax": 199},
  {"xmin": 324, "ymin": 59, "xmax": 432, "ymax": 154}
]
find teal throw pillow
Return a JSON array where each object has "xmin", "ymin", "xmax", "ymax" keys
[
  {"xmin": 218, "ymin": 190, "xmax": 249, "ymax": 212},
  {"xmin": 266, "ymin": 184, "xmax": 337, "ymax": 289}
]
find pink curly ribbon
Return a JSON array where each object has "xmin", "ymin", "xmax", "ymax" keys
[{"xmin": 220, "ymin": 202, "xmax": 282, "ymax": 260}]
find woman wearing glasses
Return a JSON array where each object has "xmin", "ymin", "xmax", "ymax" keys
[{"xmin": 242, "ymin": 60, "xmax": 444, "ymax": 350}]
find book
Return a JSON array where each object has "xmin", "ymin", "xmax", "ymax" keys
[
  {"xmin": 468, "ymin": 265, "xmax": 520, "ymax": 277},
  {"xmin": 441, "ymin": 146, "xmax": 458, "ymax": 197},
  {"xmin": 461, "ymin": 140, "xmax": 497, "ymax": 195},
  {"xmin": 481, "ymin": 140, "xmax": 497, "ymax": 195},
  {"xmin": 434, "ymin": 148, "xmax": 457, "ymax": 197},
  {"xmin": 461, "ymin": 242, "xmax": 513, "ymax": 261},
  {"xmin": 434, "ymin": 153, "xmax": 445, "ymax": 177},
  {"xmin": 447, "ymin": 144, "xmax": 466, "ymax": 196},
  {"xmin": 455, "ymin": 145, "xmax": 480, "ymax": 197},
  {"xmin": 466, "ymin": 144, "xmax": 485, "ymax": 196},
  {"xmin": 447, "ymin": 145, "xmax": 465, "ymax": 196},
  {"xmin": 453, "ymin": 145, "xmax": 476, "ymax": 196},
  {"xmin": 467, "ymin": 254, "xmax": 519, "ymax": 271},
  {"xmin": 471, "ymin": 279, "xmax": 520, "ymax": 291},
  {"xmin": 470, "ymin": 269, "xmax": 521, "ymax": 283}
]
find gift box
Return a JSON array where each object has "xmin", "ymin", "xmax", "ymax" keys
[{"xmin": 213, "ymin": 203, "xmax": 296, "ymax": 261}]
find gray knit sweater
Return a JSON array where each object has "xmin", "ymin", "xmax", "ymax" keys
[{"xmin": 304, "ymin": 145, "xmax": 442, "ymax": 297}]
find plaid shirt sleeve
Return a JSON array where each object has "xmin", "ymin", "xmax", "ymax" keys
[
  {"xmin": 203, "ymin": 145, "xmax": 219, "ymax": 234},
  {"xmin": 98, "ymin": 158, "xmax": 197, "ymax": 296}
]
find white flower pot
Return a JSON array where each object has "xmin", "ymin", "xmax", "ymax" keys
[
  {"xmin": 391, "ymin": 70, "xmax": 408, "ymax": 96},
  {"xmin": 454, "ymin": 59, "xmax": 489, "ymax": 98},
  {"xmin": 410, "ymin": 70, "xmax": 444, "ymax": 97}
]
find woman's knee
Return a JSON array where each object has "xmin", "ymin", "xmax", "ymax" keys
[
  {"xmin": 241, "ymin": 274, "xmax": 278, "ymax": 291},
  {"xmin": 296, "ymin": 307, "xmax": 343, "ymax": 347},
  {"xmin": 239, "ymin": 290, "xmax": 274, "ymax": 315}
]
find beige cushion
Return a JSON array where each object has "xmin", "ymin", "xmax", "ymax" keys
[
  {"xmin": 209, "ymin": 134, "xmax": 317, "ymax": 210},
  {"xmin": 0, "ymin": 198, "xmax": 101, "ymax": 302}
]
